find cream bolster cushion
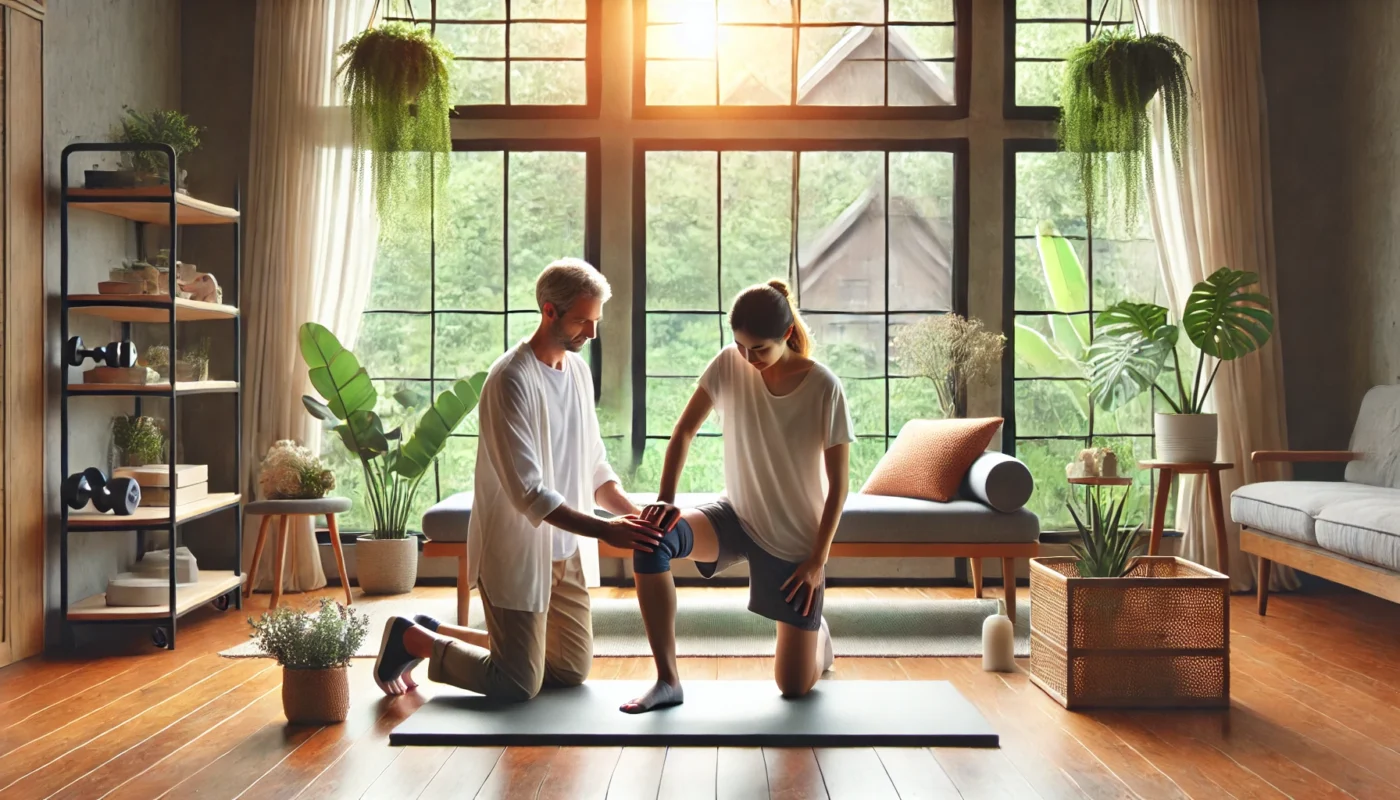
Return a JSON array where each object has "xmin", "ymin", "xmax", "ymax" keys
[{"xmin": 960, "ymin": 451, "xmax": 1034, "ymax": 513}]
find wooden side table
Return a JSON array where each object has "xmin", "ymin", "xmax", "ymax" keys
[
  {"xmin": 1139, "ymin": 461, "xmax": 1234, "ymax": 577},
  {"xmin": 244, "ymin": 497, "xmax": 353, "ymax": 609}
]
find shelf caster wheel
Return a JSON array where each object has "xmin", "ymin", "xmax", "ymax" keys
[
  {"xmin": 152, "ymin": 627, "xmax": 169, "ymax": 649},
  {"xmin": 214, "ymin": 593, "xmax": 230, "ymax": 612}
]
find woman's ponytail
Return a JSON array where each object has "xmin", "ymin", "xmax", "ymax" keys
[{"xmin": 730, "ymin": 280, "xmax": 812, "ymax": 357}]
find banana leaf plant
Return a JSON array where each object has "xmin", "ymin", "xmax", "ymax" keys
[
  {"xmin": 1085, "ymin": 268, "xmax": 1273, "ymax": 415},
  {"xmin": 1013, "ymin": 221, "xmax": 1092, "ymax": 424},
  {"xmin": 1069, "ymin": 487, "xmax": 1144, "ymax": 578},
  {"xmin": 299, "ymin": 322, "xmax": 486, "ymax": 539}
]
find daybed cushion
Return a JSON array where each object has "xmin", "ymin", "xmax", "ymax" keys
[
  {"xmin": 861, "ymin": 418, "xmax": 1003, "ymax": 502},
  {"xmin": 1344, "ymin": 384, "xmax": 1400, "ymax": 489},
  {"xmin": 1314, "ymin": 498, "xmax": 1400, "ymax": 571},
  {"xmin": 1230, "ymin": 481, "xmax": 1387, "ymax": 544},
  {"xmin": 961, "ymin": 451, "xmax": 1034, "ymax": 513},
  {"xmin": 421, "ymin": 490, "xmax": 1039, "ymax": 545}
]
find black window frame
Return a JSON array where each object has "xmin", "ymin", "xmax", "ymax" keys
[
  {"xmin": 631, "ymin": 138, "xmax": 969, "ymax": 471},
  {"xmin": 633, "ymin": 0, "xmax": 972, "ymax": 121},
  {"xmin": 387, "ymin": 0, "xmax": 603, "ymax": 119},
  {"xmin": 1002, "ymin": 0, "xmax": 1133, "ymax": 120},
  {"xmin": 356, "ymin": 138, "xmax": 602, "ymax": 521}
]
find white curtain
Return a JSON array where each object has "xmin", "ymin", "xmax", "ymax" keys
[
  {"xmin": 1143, "ymin": 0, "xmax": 1297, "ymax": 592},
  {"xmin": 242, "ymin": 0, "xmax": 379, "ymax": 592}
]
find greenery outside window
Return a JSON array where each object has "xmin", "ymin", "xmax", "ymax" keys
[
  {"xmin": 1005, "ymin": 0, "xmax": 1132, "ymax": 117},
  {"xmin": 634, "ymin": 140, "xmax": 966, "ymax": 493}
]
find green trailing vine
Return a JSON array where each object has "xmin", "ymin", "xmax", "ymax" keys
[
  {"xmin": 1059, "ymin": 23, "xmax": 1191, "ymax": 228},
  {"xmin": 337, "ymin": 10, "xmax": 453, "ymax": 225}
]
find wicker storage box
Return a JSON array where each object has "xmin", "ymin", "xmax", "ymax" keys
[{"xmin": 1029, "ymin": 556, "xmax": 1229, "ymax": 709}]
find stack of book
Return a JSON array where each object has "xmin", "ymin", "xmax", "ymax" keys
[{"xmin": 113, "ymin": 463, "xmax": 209, "ymax": 507}]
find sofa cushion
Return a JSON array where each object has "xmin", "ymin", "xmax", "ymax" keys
[
  {"xmin": 1230, "ymin": 481, "xmax": 1390, "ymax": 544},
  {"xmin": 1345, "ymin": 385, "xmax": 1400, "ymax": 489},
  {"xmin": 862, "ymin": 418, "xmax": 1003, "ymax": 502},
  {"xmin": 960, "ymin": 451, "xmax": 1034, "ymax": 512},
  {"xmin": 1314, "ymin": 499, "xmax": 1400, "ymax": 571},
  {"xmin": 421, "ymin": 490, "xmax": 1040, "ymax": 545}
]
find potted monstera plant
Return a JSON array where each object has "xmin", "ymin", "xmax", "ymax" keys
[
  {"xmin": 1084, "ymin": 268, "xmax": 1274, "ymax": 463},
  {"xmin": 300, "ymin": 322, "xmax": 485, "ymax": 594}
]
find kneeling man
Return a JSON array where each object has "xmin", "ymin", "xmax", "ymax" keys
[{"xmin": 375, "ymin": 259, "xmax": 662, "ymax": 701}]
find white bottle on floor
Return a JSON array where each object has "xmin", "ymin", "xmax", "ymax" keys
[{"xmin": 982, "ymin": 598, "xmax": 1016, "ymax": 672}]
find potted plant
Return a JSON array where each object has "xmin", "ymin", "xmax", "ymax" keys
[
  {"xmin": 1029, "ymin": 489, "xmax": 1229, "ymax": 709},
  {"xmin": 98, "ymin": 106, "xmax": 203, "ymax": 190},
  {"xmin": 1084, "ymin": 267, "xmax": 1274, "ymax": 463},
  {"xmin": 112, "ymin": 415, "xmax": 165, "ymax": 467},
  {"xmin": 892, "ymin": 314, "xmax": 1006, "ymax": 419},
  {"xmin": 337, "ymin": 16, "xmax": 453, "ymax": 224},
  {"xmin": 1059, "ymin": 27, "xmax": 1191, "ymax": 226},
  {"xmin": 258, "ymin": 440, "xmax": 337, "ymax": 500},
  {"xmin": 176, "ymin": 339, "xmax": 211, "ymax": 382},
  {"xmin": 299, "ymin": 322, "xmax": 485, "ymax": 594},
  {"xmin": 248, "ymin": 599, "xmax": 369, "ymax": 724}
]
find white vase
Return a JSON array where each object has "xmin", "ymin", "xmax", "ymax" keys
[
  {"xmin": 982, "ymin": 598, "xmax": 1016, "ymax": 672},
  {"xmin": 355, "ymin": 535, "xmax": 418, "ymax": 595},
  {"xmin": 1154, "ymin": 412, "xmax": 1219, "ymax": 463}
]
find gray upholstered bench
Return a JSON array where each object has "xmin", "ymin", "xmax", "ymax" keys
[{"xmin": 422, "ymin": 451, "xmax": 1041, "ymax": 624}]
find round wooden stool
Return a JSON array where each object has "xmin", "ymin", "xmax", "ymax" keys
[{"xmin": 244, "ymin": 497, "xmax": 353, "ymax": 609}]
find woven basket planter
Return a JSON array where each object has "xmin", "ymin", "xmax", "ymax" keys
[
  {"xmin": 282, "ymin": 666, "xmax": 350, "ymax": 724},
  {"xmin": 356, "ymin": 535, "xmax": 418, "ymax": 595},
  {"xmin": 1029, "ymin": 556, "xmax": 1229, "ymax": 709}
]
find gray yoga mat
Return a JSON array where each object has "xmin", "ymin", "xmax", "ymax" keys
[{"xmin": 389, "ymin": 680, "xmax": 998, "ymax": 747}]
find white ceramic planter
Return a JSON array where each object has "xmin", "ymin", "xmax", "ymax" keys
[
  {"xmin": 1154, "ymin": 413, "xmax": 1218, "ymax": 463},
  {"xmin": 355, "ymin": 535, "xmax": 418, "ymax": 595}
]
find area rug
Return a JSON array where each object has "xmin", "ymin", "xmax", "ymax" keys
[
  {"xmin": 221, "ymin": 595, "xmax": 1031, "ymax": 659},
  {"xmin": 389, "ymin": 680, "xmax": 999, "ymax": 747}
]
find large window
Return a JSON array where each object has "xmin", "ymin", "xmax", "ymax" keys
[
  {"xmin": 1004, "ymin": 141, "xmax": 1164, "ymax": 530},
  {"xmin": 390, "ymin": 0, "xmax": 601, "ymax": 116},
  {"xmin": 634, "ymin": 141, "xmax": 965, "ymax": 493},
  {"xmin": 638, "ymin": 0, "xmax": 970, "ymax": 118},
  {"xmin": 333, "ymin": 142, "xmax": 599, "ymax": 531},
  {"xmin": 1005, "ymin": 0, "xmax": 1132, "ymax": 116}
]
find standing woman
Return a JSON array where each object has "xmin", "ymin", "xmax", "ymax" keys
[{"xmin": 621, "ymin": 280, "xmax": 854, "ymax": 713}]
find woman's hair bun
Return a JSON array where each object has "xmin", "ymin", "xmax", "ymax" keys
[{"xmin": 766, "ymin": 279, "xmax": 791, "ymax": 298}]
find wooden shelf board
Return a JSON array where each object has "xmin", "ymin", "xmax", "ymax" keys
[
  {"xmin": 67, "ymin": 492, "xmax": 241, "ymax": 529},
  {"xmin": 69, "ymin": 380, "xmax": 238, "ymax": 396},
  {"xmin": 67, "ymin": 571, "xmax": 243, "ymax": 621},
  {"xmin": 67, "ymin": 295, "xmax": 238, "ymax": 323},
  {"xmin": 66, "ymin": 187, "xmax": 239, "ymax": 225}
]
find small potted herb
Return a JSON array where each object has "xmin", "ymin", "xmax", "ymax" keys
[
  {"xmin": 176, "ymin": 339, "xmax": 211, "ymax": 382},
  {"xmin": 248, "ymin": 599, "xmax": 368, "ymax": 724},
  {"xmin": 112, "ymin": 415, "xmax": 165, "ymax": 467}
]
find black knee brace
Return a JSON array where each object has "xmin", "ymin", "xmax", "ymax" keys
[{"xmin": 632, "ymin": 517, "xmax": 694, "ymax": 574}]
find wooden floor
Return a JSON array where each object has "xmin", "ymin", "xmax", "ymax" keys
[{"xmin": 2, "ymin": 584, "xmax": 1399, "ymax": 799}]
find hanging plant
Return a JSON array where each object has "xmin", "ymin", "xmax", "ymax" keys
[
  {"xmin": 337, "ymin": 9, "xmax": 453, "ymax": 224},
  {"xmin": 1059, "ymin": 25, "xmax": 1191, "ymax": 227}
]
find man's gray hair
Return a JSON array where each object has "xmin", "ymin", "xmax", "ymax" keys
[{"xmin": 536, "ymin": 258, "xmax": 611, "ymax": 313}]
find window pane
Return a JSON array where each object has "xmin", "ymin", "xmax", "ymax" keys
[
  {"xmin": 506, "ymin": 311, "xmax": 537, "ymax": 349},
  {"xmin": 509, "ymin": 60, "xmax": 586, "ymax": 104},
  {"xmin": 435, "ymin": 22, "xmax": 506, "ymax": 57},
  {"xmin": 801, "ymin": 0, "xmax": 883, "ymax": 23},
  {"xmin": 890, "ymin": 376, "xmax": 945, "ymax": 431},
  {"xmin": 646, "ymin": 151, "xmax": 718, "ymax": 310},
  {"xmin": 452, "ymin": 59, "xmax": 507, "ymax": 104},
  {"xmin": 649, "ymin": 0, "xmax": 715, "ymax": 24},
  {"xmin": 1014, "ymin": 379, "xmax": 1089, "ymax": 438},
  {"xmin": 359, "ymin": 313, "xmax": 431, "ymax": 379},
  {"xmin": 888, "ymin": 151, "xmax": 954, "ymax": 310},
  {"xmin": 435, "ymin": 313, "xmax": 504, "ymax": 381},
  {"xmin": 1015, "ymin": 60, "xmax": 1064, "ymax": 107},
  {"xmin": 509, "ymin": 22, "xmax": 586, "ymax": 57},
  {"xmin": 719, "ymin": 25, "xmax": 792, "ymax": 105},
  {"xmin": 1017, "ymin": 0, "xmax": 1088, "ymax": 19},
  {"xmin": 649, "ymin": 22, "xmax": 718, "ymax": 60},
  {"xmin": 890, "ymin": 0, "xmax": 954, "ymax": 23},
  {"xmin": 719, "ymin": 0, "xmax": 790, "ymax": 23},
  {"xmin": 507, "ymin": 150, "xmax": 587, "ymax": 310},
  {"xmin": 1014, "ymin": 236, "xmax": 1090, "ymax": 311},
  {"xmin": 720, "ymin": 151, "xmax": 793, "ymax": 301},
  {"xmin": 438, "ymin": 151, "xmax": 505, "ymax": 311},
  {"xmin": 849, "ymin": 436, "xmax": 887, "ymax": 491},
  {"xmin": 1016, "ymin": 437, "xmax": 1080, "ymax": 531},
  {"xmin": 842, "ymin": 378, "xmax": 886, "ymax": 437},
  {"xmin": 888, "ymin": 59, "xmax": 954, "ymax": 106},
  {"xmin": 1093, "ymin": 236, "xmax": 1162, "ymax": 308},
  {"xmin": 513, "ymin": 0, "xmax": 587, "ymax": 20},
  {"xmin": 1016, "ymin": 22, "xmax": 1085, "ymax": 59},
  {"xmin": 438, "ymin": 0, "xmax": 505, "ymax": 21},
  {"xmin": 1015, "ymin": 152, "xmax": 1087, "ymax": 237},
  {"xmin": 438, "ymin": 436, "xmax": 479, "ymax": 499},
  {"xmin": 647, "ymin": 313, "xmax": 723, "ymax": 376},
  {"xmin": 369, "ymin": 207, "xmax": 431, "ymax": 312},
  {"xmin": 646, "ymin": 377, "xmax": 719, "ymax": 437},
  {"xmin": 807, "ymin": 313, "xmax": 884, "ymax": 377},
  {"xmin": 1095, "ymin": 390, "xmax": 1154, "ymax": 436},
  {"xmin": 634, "ymin": 436, "xmax": 725, "ymax": 493},
  {"xmin": 1093, "ymin": 435, "xmax": 1156, "ymax": 528},
  {"xmin": 889, "ymin": 25, "xmax": 954, "ymax": 59},
  {"xmin": 798, "ymin": 34, "xmax": 884, "ymax": 106},
  {"xmin": 646, "ymin": 60, "xmax": 717, "ymax": 105},
  {"xmin": 798, "ymin": 151, "xmax": 884, "ymax": 310},
  {"xmin": 1013, "ymin": 314, "xmax": 1088, "ymax": 378}
]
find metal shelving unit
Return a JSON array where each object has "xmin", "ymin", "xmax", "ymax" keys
[{"xmin": 58, "ymin": 143, "xmax": 244, "ymax": 650}]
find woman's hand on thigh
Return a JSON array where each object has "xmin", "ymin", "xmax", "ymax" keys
[{"xmin": 780, "ymin": 556, "xmax": 825, "ymax": 617}]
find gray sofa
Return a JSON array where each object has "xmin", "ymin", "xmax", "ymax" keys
[
  {"xmin": 422, "ymin": 450, "xmax": 1041, "ymax": 623},
  {"xmin": 1232, "ymin": 385, "xmax": 1400, "ymax": 613}
]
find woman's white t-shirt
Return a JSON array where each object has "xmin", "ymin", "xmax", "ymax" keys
[{"xmin": 698, "ymin": 345, "xmax": 855, "ymax": 562}]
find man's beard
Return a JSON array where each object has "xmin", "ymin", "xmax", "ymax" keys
[{"xmin": 552, "ymin": 320, "xmax": 586, "ymax": 352}]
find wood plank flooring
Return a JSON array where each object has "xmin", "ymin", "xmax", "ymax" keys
[{"xmin": 1, "ymin": 583, "xmax": 1398, "ymax": 798}]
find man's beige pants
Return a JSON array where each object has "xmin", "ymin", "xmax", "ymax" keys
[{"xmin": 427, "ymin": 552, "xmax": 593, "ymax": 701}]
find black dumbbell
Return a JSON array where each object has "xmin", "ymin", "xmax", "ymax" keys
[
  {"xmin": 62, "ymin": 468, "xmax": 141, "ymax": 515},
  {"xmin": 65, "ymin": 336, "xmax": 137, "ymax": 369}
]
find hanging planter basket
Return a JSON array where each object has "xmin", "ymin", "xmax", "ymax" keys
[
  {"xmin": 337, "ymin": 5, "xmax": 454, "ymax": 226},
  {"xmin": 1059, "ymin": 26, "xmax": 1192, "ymax": 228}
]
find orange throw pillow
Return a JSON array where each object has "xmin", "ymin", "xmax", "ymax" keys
[{"xmin": 861, "ymin": 418, "xmax": 1004, "ymax": 502}]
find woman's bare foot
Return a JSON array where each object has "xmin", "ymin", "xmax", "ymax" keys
[{"xmin": 619, "ymin": 680, "xmax": 684, "ymax": 714}]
